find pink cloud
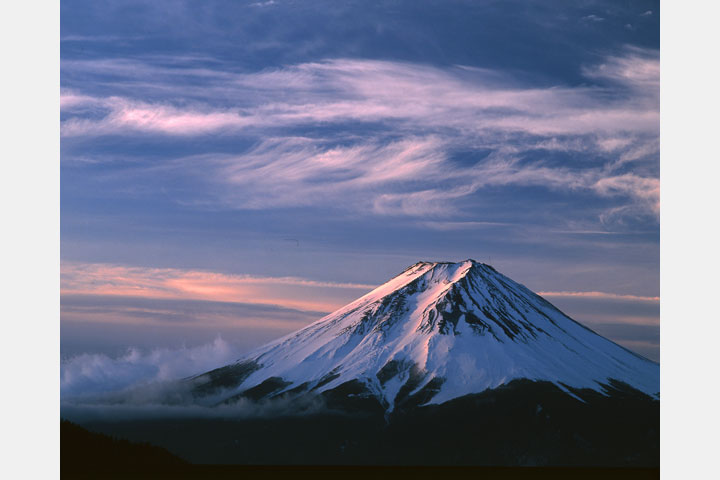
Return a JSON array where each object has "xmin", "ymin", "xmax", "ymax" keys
[
  {"xmin": 60, "ymin": 92, "xmax": 102, "ymax": 109},
  {"xmin": 61, "ymin": 262, "xmax": 375, "ymax": 314},
  {"xmin": 61, "ymin": 96, "xmax": 251, "ymax": 136}
]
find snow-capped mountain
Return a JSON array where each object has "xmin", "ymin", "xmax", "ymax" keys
[{"xmin": 191, "ymin": 260, "xmax": 659, "ymax": 410}]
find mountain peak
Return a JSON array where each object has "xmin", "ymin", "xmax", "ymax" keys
[
  {"xmin": 361, "ymin": 259, "xmax": 560, "ymax": 342},
  {"xmin": 191, "ymin": 260, "xmax": 659, "ymax": 410},
  {"xmin": 402, "ymin": 258, "xmax": 486, "ymax": 269}
]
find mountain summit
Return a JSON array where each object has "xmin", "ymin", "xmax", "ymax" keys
[{"xmin": 191, "ymin": 260, "xmax": 659, "ymax": 410}]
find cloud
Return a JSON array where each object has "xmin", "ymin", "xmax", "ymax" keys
[
  {"xmin": 593, "ymin": 174, "xmax": 659, "ymax": 216},
  {"xmin": 209, "ymin": 136, "xmax": 451, "ymax": 212},
  {"xmin": 59, "ymin": 92, "xmax": 104, "ymax": 109},
  {"xmin": 61, "ymin": 34, "xmax": 147, "ymax": 43},
  {"xmin": 61, "ymin": 395, "xmax": 330, "ymax": 422},
  {"xmin": 155, "ymin": 136, "xmax": 658, "ymax": 220},
  {"xmin": 61, "ymin": 51, "xmax": 659, "ymax": 222},
  {"xmin": 61, "ymin": 262, "xmax": 375, "ymax": 313},
  {"xmin": 538, "ymin": 289, "xmax": 659, "ymax": 360},
  {"xmin": 61, "ymin": 96, "xmax": 252, "ymax": 137},
  {"xmin": 61, "ymin": 294, "xmax": 324, "ymax": 333},
  {"xmin": 60, "ymin": 337, "xmax": 332, "ymax": 419},
  {"xmin": 418, "ymin": 220, "xmax": 513, "ymax": 231},
  {"xmin": 61, "ymin": 54, "xmax": 659, "ymax": 138},
  {"xmin": 582, "ymin": 46, "xmax": 660, "ymax": 92},
  {"xmin": 538, "ymin": 290, "xmax": 659, "ymax": 302},
  {"xmin": 372, "ymin": 184, "xmax": 482, "ymax": 216},
  {"xmin": 61, "ymin": 336, "xmax": 240, "ymax": 398}
]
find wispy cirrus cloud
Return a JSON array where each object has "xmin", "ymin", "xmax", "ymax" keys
[
  {"xmin": 151, "ymin": 136, "xmax": 658, "ymax": 219},
  {"xmin": 61, "ymin": 96, "xmax": 252, "ymax": 136},
  {"xmin": 582, "ymin": 46, "xmax": 659, "ymax": 92},
  {"xmin": 197, "ymin": 136, "xmax": 453, "ymax": 213},
  {"xmin": 62, "ymin": 54, "xmax": 659, "ymax": 138},
  {"xmin": 61, "ymin": 49, "xmax": 659, "ymax": 223}
]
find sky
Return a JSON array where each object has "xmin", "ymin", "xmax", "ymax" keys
[{"xmin": 60, "ymin": 0, "xmax": 660, "ymax": 387}]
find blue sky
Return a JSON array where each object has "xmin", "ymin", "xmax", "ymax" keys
[{"xmin": 60, "ymin": 0, "xmax": 660, "ymax": 364}]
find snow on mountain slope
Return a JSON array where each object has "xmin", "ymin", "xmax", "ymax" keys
[{"xmin": 193, "ymin": 260, "xmax": 659, "ymax": 409}]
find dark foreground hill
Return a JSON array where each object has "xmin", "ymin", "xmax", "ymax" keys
[
  {"xmin": 61, "ymin": 419, "xmax": 187, "ymax": 478},
  {"xmin": 63, "ymin": 418, "xmax": 659, "ymax": 479}
]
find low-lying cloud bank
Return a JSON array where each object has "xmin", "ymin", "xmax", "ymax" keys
[
  {"xmin": 61, "ymin": 337, "xmax": 333, "ymax": 421},
  {"xmin": 61, "ymin": 395, "xmax": 331, "ymax": 422},
  {"xmin": 62, "ymin": 379, "xmax": 203, "ymax": 414},
  {"xmin": 61, "ymin": 337, "xmax": 240, "ymax": 399}
]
